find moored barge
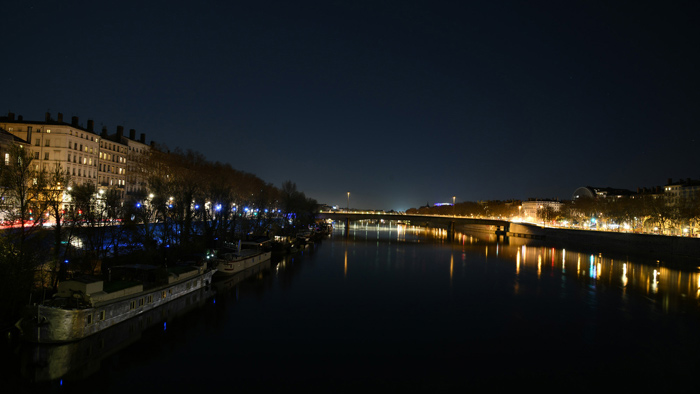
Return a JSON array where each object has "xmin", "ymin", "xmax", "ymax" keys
[{"xmin": 15, "ymin": 264, "xmax": 215, "ymax": 344}]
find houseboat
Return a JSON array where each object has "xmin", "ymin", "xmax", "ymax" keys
[
  {"xmin": 15, "ymin": 264, "xmax": 215, "ymax": 344},
  {"xmin": 214, "ymin": 240, "xmax": 272, "ymax": 276}
]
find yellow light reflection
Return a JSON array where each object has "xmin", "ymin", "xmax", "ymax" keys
[
  {"xmin": 344, "ymin": 249, "xmax": 347, "ymax": 278},
  {"xmin": 537, "ymin": 254, "xmax": 542, "ymax": 278},
  {"xmin": 516, "ymin": 250, "xmax": 521, "ymax": 275},
  {"xmin": 577, "ymin": 255, "xmax": 581, "ymax": 276}
]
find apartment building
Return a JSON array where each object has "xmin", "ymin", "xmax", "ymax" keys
[
  {"xmin": 119, "ymin": 129, "xmax": 151, "ymax": 197},
  {"xmin": 664, "ymin": 178, "xmax": 700, "ymax": 205},
  {"xmin": 1, "ymin": 112, "xmax": 100, "ymax": 187},
  {"xmin": 98, "ymin": 126, "xmax": 128, "ymax": 199},
  {"xmin": 1, "ymin": 111, "xmax": 155, "ymax": 203}
]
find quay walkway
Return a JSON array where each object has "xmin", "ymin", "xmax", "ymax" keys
[{"xmin": 317, "ymin": 211, "xmax": 511, "ymax": 234}]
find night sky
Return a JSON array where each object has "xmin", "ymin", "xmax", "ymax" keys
[{"xmin": 3, "ymin": 0, "xmax": 699, "ymax": 211}]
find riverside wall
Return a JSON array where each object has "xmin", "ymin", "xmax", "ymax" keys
[{"xmin": 506, "ymin": 223, "xmax": 700, "ymax": 263}]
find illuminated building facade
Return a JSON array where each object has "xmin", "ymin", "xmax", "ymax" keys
[
  {"xmin": 0, "ymin": 112, "xmax": 100, "ymax": 188},
  {"xmin": 664, "ymin": 178, "xmax": 700, "ymax": 205},
  {"xmin": 521, "ymin": 199, "xmax": 562, "ymax": 221},
  {"xmin": 0, "ymin": 111, "xmax": 155, "ymax": 205}
]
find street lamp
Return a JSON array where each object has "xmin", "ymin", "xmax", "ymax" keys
[
  {"xmin": 347, "ymin": 192, "xmax": 350, "ymax": 212},
  {"xmin": 452, "ymin": 196, "xmax": 455, "ymax": 217}
]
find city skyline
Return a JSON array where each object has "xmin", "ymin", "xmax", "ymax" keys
[{"xmin": 3, "ymin": 1, "xmax": 699, "ymax": 210}]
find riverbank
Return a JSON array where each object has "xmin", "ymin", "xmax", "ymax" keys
[{"xmin": 504, "ymin": 222, "xmax": 700, "ymax": 267}]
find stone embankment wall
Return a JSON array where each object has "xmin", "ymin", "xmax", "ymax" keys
[{"xmin": 507, "ymin": 223, "xmax": 700, "ymax": 261}]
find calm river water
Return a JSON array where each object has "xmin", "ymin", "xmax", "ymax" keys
[{"xmin": 4, "ymin": 223, "xmax": 700, "ymax": 392}]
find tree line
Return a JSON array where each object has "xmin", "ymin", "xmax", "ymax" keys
[
  {"xmin": 406, "ymin": 194, "xmax": 700, "ymax": 235},
  {"xmin": 0, "ymin": 144, "xmax": 317, "ymax": 325}
]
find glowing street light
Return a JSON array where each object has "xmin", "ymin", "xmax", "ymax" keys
[{"xmin": 347, "ymin": 191, "xmax": 350, "ymax": 212}]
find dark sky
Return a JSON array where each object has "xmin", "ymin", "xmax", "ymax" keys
[{"xmin": 3, "ymin": 0, "xmax": 699, "ymax": 210}]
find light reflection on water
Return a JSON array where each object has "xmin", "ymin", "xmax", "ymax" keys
[
  {"xmin": 347, "ymin": 222, "xmax": 700, "ymax": 317},
  {"xmin": 5, "ymin": 222, "xmax": 700, "ymax": 392}
]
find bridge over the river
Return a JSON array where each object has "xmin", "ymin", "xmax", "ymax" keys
[{"xmin": 317, "ymin": 211, "xmax": 511, "ymax": 234}]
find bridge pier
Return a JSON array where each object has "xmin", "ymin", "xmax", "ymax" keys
[{"xmin": 344, "ymin": 217, "xmax": 350, "ymax": 238}]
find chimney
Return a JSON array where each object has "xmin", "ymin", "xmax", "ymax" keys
[
  {"xmin": 7, "ymin": 112, "xmax": 15, "ymax": 121},
  {"xmin": 116, "ymin": 125, "xmax": 124, "ymax": 140},
  {"xmin": 668, "ymin": 178, "xmax": 672, "ymax": 185},
  {"xmin": 101, "ymin": 126, "xmax": 108, "ymax": 138},
  {"xmin": 45, "ymin": 112, "xmax": 51, "ymax": 122},
  {"xmin": 17, "ymin": 115, "xmax": 23, "ymax": 121},
  {"xmin": 129, "ymin": 129, "xmax": 136, "ymax": 140},
  {"xmin": 71, "ymin": 116, "xmax": 79, "ymax": 127},
  {"xmin": 57, "ymin": 113, "xmax": 64, "ymax": 123},
  {"xmin": 140, "ymin": 133, "xmax": 146, "ymax": 143},
  {"xmin": 87, "ymin": 119, "xmax": 94, "ymax": 132}
]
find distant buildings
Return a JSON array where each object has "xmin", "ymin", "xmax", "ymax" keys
[
  {"xmin": 573, "ymin": 179, "xmax": 700, "ymax": 205},
  {"xmin": 521, "ymin": 199, "xmax": 562, "ymax": 220},
  {"xmin": 571, "ymin": 186, "xmax": 637, "ymax": 200},
  {"xmin": 664, "ymin": 178, "xmax": 700, "ymax": 205}
]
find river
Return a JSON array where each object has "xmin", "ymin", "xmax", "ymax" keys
[{"xmin": 3, "ymin": 222, "xmax": 700, "ymax": 392}]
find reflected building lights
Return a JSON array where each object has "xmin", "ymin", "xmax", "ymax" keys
[
  {"xmin": 577, "ymin": 255, "xmax": 581, "ymax": 276},
  {"xmin": 562, "ymin": 249, "xmax": 566, "ymax": 274},
  {"xmin": 551, "ymin": 248, "xmax": 555, "ymax": 267},
  {"xmin": 333, "ymin": 223, "xmax": 700, "ymax": 315}
]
